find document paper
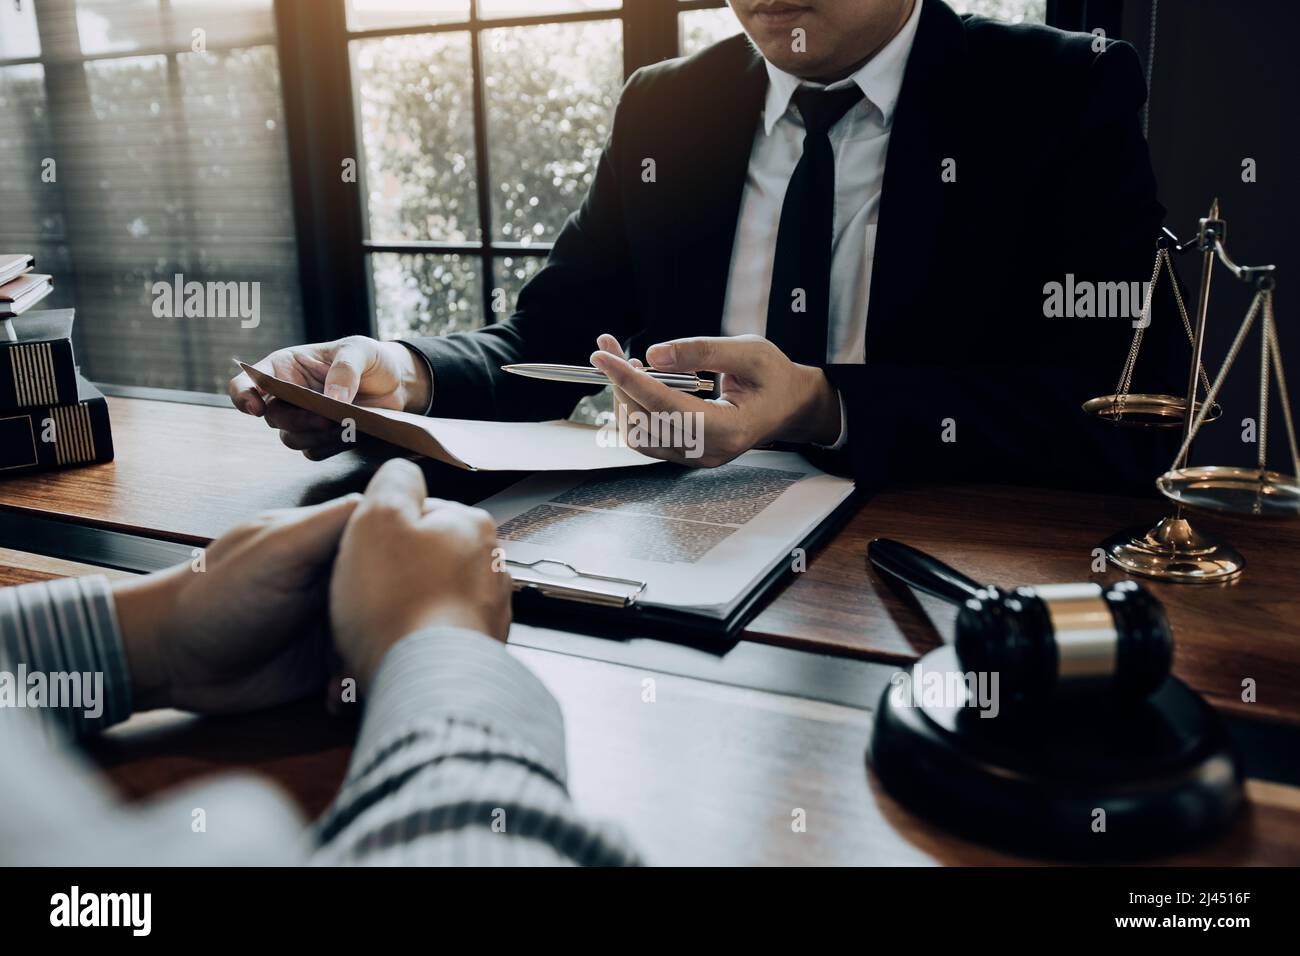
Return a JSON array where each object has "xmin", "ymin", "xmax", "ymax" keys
[
  {"xmin": 477, "ymin": 449, "xmax": 855, "ymax": 617},
  {"xmin": 238, "ymin": 362, "xmax": 657, "ymax": 472}
]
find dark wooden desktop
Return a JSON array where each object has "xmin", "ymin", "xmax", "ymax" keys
[{"xmin": 1, "ymin": 396, "xmax": 1298, "ymax": 864}]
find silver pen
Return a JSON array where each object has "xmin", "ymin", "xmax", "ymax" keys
[{"xmin": 502, "ymin": 363, "xmax": 714, "ymax": 393}]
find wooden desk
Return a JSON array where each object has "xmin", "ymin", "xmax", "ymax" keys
[
  {"xmin": 81, "ymin": 642, "xmax": 1300, "ymax": 866},
  {"xmin": 3, "ymin": 397, "xmax": 1299, "ymax": 725},
  {"xmin": 2, "ymin": 396, "xmax": 1299, "ymax": 864}
]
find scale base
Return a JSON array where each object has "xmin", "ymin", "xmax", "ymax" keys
[
  {"xmin": 1101, "ymin": 516, "xmax": 1244, "ymax": 584},
  {"xmin": 869, "ymin": 648, "xmax": 1243, "ymax": 860}
]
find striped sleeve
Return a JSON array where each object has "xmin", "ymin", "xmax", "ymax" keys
[
  {"xmin": 311, "ymin": 628, "xmax": 641, "ymax": 866},
  {"xmin": 0, "ymin": 575, "xmax": 132, "ymax": 738}
]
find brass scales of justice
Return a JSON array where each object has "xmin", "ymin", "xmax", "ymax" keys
[{"xmin": 1082, "ymin": 199, "xmax": 1299, "ymax": 584}]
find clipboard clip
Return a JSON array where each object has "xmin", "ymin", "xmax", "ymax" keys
[{"xmin": 505, "ymin": 558, "xmax": 647, "ymax": 609}]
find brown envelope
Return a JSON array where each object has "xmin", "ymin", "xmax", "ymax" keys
[{"xmin": 238, "ymin": 361, "xmax": 657, "ymax": 472}]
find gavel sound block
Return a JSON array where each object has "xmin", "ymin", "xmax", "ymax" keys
[{"xmin": 865, "ymin": 539, "xmax": 1242, "ymax": 859}]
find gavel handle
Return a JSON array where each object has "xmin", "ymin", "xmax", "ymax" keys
[{"xmin": 867, "ymin": 538, "xmax": 987, "ymax": 607}]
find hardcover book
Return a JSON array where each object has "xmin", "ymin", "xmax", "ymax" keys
[
  {"xmin": 0, "ymin": 309, "xmax": 79, "ymax": 411},
  {"xmin": 0, "ymin": 374, "xmax": 114, "ymax": 475},
  {"xmin": 0, "ymin": 272, "xmax": 53, "ymax": 318},
  {"xmin": 0, "ymin": 253, "xmax": 34, "ymax": 287}
]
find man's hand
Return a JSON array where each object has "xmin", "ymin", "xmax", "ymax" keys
[
  {"xmin": 228, "ymin": 337, "xmax": 433, "ymax": 460},
  {"xmin": 113, "ymin": 495, "xmax": 362, "ymax": 714},
  {"xmin": 330, "ymin": 460, "xmax": 512, "ymax": 691},
  {"xmin": 590, "ymin": 333, "xmax": 842, "ymax": 468}
]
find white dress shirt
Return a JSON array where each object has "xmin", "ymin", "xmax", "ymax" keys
[{"xmin": 721, "ymin": 0, "xmax": 922, "ymax": 366}]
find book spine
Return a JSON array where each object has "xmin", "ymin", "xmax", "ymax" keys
[
  {"xmin": 0, "ymin": 338, "xmax": 78, "ymax": 411},
  {"xmin": 0, "ymin": 399, "xmax": 114, "ymax": 474}
]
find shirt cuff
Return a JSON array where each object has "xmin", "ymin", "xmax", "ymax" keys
[
  {"xmin": 354, "ymin": 627, "xmax": 567, "ymax": 785},
  {"xmin": 817, "ymin": 388, "xmax": 849, "ymax": 451},
  {"xmin": 0, "ymin": 575, "xmax": 133, "ymax": 737},
  {"xmin": 396, "ymin": 340, "xmax": 436, "ymax": 415}
]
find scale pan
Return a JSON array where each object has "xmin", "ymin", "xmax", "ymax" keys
[
  {"xmin": 1082, "ymin": 393, "xmax": 1221, "ymax": 428},
  {"xmin": 1158, "ymin": 466, "xmax": 1300, "ymax": 517}
]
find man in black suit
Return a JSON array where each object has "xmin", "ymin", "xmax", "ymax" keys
[{"xmin": 233, "ymin": 0, "xmax": 1179, "ymax": 492}]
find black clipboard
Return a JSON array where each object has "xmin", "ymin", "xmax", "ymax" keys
[{"xmin": 508, "ymin": 490, "xmax": 861, "ymax": 640}]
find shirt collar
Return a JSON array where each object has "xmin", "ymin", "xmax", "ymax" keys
[{"xmin": 760, "ymin": 0, "xmax": 923, "ymax": 136}]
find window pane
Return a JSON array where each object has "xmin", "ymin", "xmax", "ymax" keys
[
  {"xmin": 55, "ymin": 49, "xmax": 306, "ymax": 393},
  {"xmin": 45, "ymin": 0, "xmax": 273, "ymax": 59},
  {"xmin": 947, "ymin": 0, "xmax": 1046, "ymax": 22},
  {"xmin": 0, "ymin": 50, "xmax": 304, "ymax": 393},
  {"xmin": 74, "ymin": 55, "xmax": 178, "ymax": 392},
  {"xmin": 371, "ymin": 252, "xmax": 483, "ymax": 340},
  {"xmin": 0, "ymin": 66, "xmax": 60, "ymax": 244},
  {"xmin": 171, "ymin": 47, "xmax": 305, "ymax": 387},
  {"xmin": 482, "ymin": 20, "xmax": 622, "ymax": 244},
  {"xmin": 75, "ymin": 0, "xmax": 165, "ymax": 56},
  {"xmin": 0, "ymin": 1, "xmax": 41, "ymax": 60},
  {"xmin": 352, "ymin": 33, "xmax": 479, "ymax": 243},
  {"xmin": 479, "ymin": 0, "xmax": 621, "ymax": 18},
  {"xmin": 163, "ymin": 0, "xmax": 277, "ymax": 46},
  {"xmin": 0, "ymin": 4, "xmax": 304, "ymax": 395},
  {"xmin": 679, "ymin": 8, "xmax": 743, "ymax": 56},
  {"xmin": 345, "ymin": 0, "xmax": 470, "ymax": 32},
  {"xmin": 492, "ymin": 254, "xmax": 545, "ymax": 317},
  {"xmin": 0, "ymin": 65, "xmax": 71, "ymax": 317}
]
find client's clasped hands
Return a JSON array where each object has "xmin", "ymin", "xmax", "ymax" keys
[{"xmin": 113, "ymin": 459, "xmax": 510, "ymax": 715}]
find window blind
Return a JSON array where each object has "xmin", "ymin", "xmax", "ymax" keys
[{"xmin": 0, "ymin": 0, "xmax": 305, "ymax": 393}]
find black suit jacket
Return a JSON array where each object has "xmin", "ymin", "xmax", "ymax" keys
[{"xmin": 409, "ymin": 0, "xmax": 1182, "ymax": 493}]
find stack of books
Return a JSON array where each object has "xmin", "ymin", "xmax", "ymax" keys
[
  {"xmin": 0, "ymin": 253, "xmax": 114, "ymax": 475},
  {"xmin": 1, "ymin": 254, "xmax": 54, "ymax": 338}
]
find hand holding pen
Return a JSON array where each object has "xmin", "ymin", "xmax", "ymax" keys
[{"xmin": 530, "ymin": 332, "xmax": 846, "ymax": 469}]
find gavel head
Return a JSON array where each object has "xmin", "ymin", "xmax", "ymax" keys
[{"xmin": 954, "ymin": 580, "xmax": 1173, "ymax": 699}]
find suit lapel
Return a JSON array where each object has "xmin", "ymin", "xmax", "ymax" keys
[
  {"xmin": 865, "ymin": 0, "xmax": 969, "ymax": 358},
  {"xmin": 670, "ymin": 39, "xmax": 767, "ymax": 340}
]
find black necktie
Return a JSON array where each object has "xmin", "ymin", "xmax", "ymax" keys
[{"xmin": 765, "ymin": 86, "xmax": 865, "ymax": 367}]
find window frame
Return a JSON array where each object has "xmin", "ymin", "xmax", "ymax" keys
[{"xmin": 277, "ymin": 0, "xmax": 693, "ymax": 343}]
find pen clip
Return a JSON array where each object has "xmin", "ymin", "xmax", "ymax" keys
[{"xmin": 505, "ymin": 558, "xmax": 647, "ymax": 608}]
